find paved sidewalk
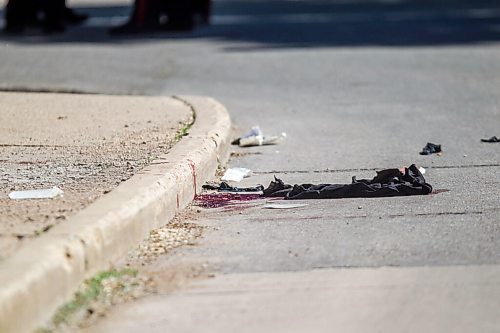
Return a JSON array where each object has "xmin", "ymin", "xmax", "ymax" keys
[
  {"xmin": 81, "ymin": 264, "xmax": 500, "ymax": 333},
  {"xmin": 0, "ymin": 92, "xmax": 193, "ymax": 260}
]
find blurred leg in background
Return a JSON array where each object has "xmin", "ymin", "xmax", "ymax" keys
[
  {"xmin": 165, "ymin": 0, "xmax": 194, "ymax": 31},
  {"xmin": 4, "ymin": 0, "xmax": 37, "ymax": 32},
  {"xmin": 41, "ymin": 0, "xmax": 66, "ymax": 32},
  {"xmin": 194, "ymin": 0, "xmax": 211, "ymax": 24},
  {"xmin": 4, "ymin": 0, "xmax": 88, "ymax": 34},
  {"xmin": 109, "ymin": 0, "xmax": 211, "ymax": 35},
  {"xmin": 109, "ymin": 0, "xmax": 166, "ymax": 34}
]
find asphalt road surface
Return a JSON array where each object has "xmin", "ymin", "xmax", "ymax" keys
[{"xmin": 1, "ymin": 0, "xmax": 500, "ymax": 332}]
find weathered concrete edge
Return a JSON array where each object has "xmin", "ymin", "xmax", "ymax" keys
[{"xmin": 0, "ymin": 95, "xmax": 232, "ymax": 333}]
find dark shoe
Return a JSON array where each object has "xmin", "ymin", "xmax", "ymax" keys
[
  {"xmin": 4, "ymin": 23, "xmax": 25, "ymax": 33},
  {"xmin": 164, "ymin": 20, "xmax": 194, "ymax": 31},
  {"xmin": 164, "ymin": 1, "xmax": 195, "ymax": 31}
]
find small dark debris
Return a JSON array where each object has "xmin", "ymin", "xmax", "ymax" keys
[
  {"xmin": 42, "ymin": 224, "xmax": 54, "ymax": 232},
  {"xmin": 420, "ymin": 142, "xmax": 442, "ymax": 155},
  {"xmin": 432, "ymin": 189, "xmax": 451, "ymax": 194},
  {"xmin": 230, "ymin": 151, "xmax": 263, "ymax": 157},
  {"xmin": 481, "ymin": 136, "xmax": 500, "ymax": 143}
]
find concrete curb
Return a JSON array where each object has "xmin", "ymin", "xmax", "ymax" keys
[{"xmin": 0, "ymin": 95, "xmax": 232, "ymax": 333}]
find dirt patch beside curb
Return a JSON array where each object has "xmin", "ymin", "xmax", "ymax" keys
[{"xmin": 0, "ymin": 92, "xmax": 193, "ymax": 259}]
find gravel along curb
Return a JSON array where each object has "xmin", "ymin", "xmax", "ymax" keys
[{"xmin": 0, "ymin": 95, "xmax": 232, "ymax": 333}]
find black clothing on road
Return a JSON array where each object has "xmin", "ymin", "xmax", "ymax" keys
[
  {"xmin": 263, "ymin": 165, "xmax": 432, "ymax": 200},
  {"xmin": 202, "ymin": 182, "xmax": 264, "ymax": 193}
]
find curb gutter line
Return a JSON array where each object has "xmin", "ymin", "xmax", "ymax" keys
[{"xmin": 0, "ymin": 95, "xmax": 232, "ymax": 333}]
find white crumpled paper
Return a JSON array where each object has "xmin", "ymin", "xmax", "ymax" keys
[
  {"xmin": 221, "ymin": 168, "xmax": 253, "ymax": 182},
  {"xmin": 236, "ymin": 126, "xmax": 287, "ymax": 147}
]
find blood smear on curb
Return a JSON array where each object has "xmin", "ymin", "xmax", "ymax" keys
[
  {"xmin": 9, "ymin": 186, "xmax": 64, "ymax": 200},
  {"xmin": 263, "ymin": 203, "xmax": 308, "ymax": 209}
]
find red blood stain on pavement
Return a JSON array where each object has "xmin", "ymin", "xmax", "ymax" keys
[{"xmin": 194, "ymin": 193, "xmax": 262, "ymax": 208}]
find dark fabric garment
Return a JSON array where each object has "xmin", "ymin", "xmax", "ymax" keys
[
  {"xmin": 263, "ymin": 165, "xmax": 432, "ymax": 200},
  {"xmin": 202, "ymin": 182, "xmax": 264, "ymax": 193},
  {"xmin": 481, "ymin": 136, "xmax": 500, "ymax": 143},
  {"xmin": 420, "ymin": 142, "xmax": 442, "ymax": 155},
  {"xmin": 262, "ymin": 176, "xmax": 293, "ymax": 197}
]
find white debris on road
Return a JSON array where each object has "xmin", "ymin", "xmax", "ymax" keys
[
  {"xmin": 234, "ymin": 125, "xmax": 287, "ymax": 147},
  {"xmin": 221, "ymin": 167, "xmax": 253, "ymax": 182},
  {"xmin": 263, "ymin": 203, "xmax": 308, "ymax": 209}
]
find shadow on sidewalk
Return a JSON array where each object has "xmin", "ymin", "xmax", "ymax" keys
[{"xmin": 0, "ymin": 0, "xmax": 500, "ymax": 49}]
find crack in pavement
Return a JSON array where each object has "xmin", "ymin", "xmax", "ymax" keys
[
  {"xmin": 254, "ymin": 163, "xmax": 500, "ymax": 174},
  {"xmin": 260, "ymin": 209, "xmax": 491, "ymax": 222},
  {"xmin": 388, "ymin": 210, "xmax": 485, "ymax": 218},
  {"xmin": 0, "ymin": 144, "xmax": 71, "ymax": 148},
  {"xmin": 0, "ymin": 86, "xmax": 123, "ymax": 96}
]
